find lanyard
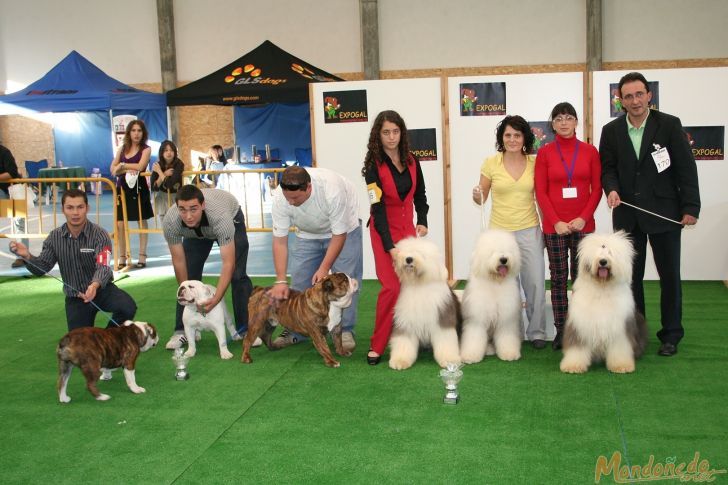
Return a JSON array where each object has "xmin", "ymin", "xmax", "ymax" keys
[{"xmin": 555, "ymin": 139, "xmax": 580, "ymax": 187}]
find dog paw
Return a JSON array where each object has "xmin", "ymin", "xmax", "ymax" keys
[
  {"xmin": 560, "ymin": 363, "xmax": 588, "ymax": 374},
  {"xmin": 96, "ymin": 393, "xmax": 111, "ymax": 401},
  {"xmin": 220, "ymin": 350, "xmax": 234, "ymax": 360},
  {"xmin": 325, "ymin": 360, "xmax": 341, "ymax": 368},
  {"xmin": 607, "ymin": 362, "xmax": 635, "ymax": 374},
  {"xmin": 59, "ymin": 395, "xmax": 71, "ymax": 403},
  {"xmin": 241, "ymin": 355, "xmax": 252, "ymax": 364},
  {"xmin": 497, "ymin": 350, "xmax": 521, "ymax": 361},
  {"xmin": 388, "ymin": 358, "xmax": 413, "ymax": 370},
  {"xmin": 485, "ymin": 343, "xmax": 496, "ymax": 356},
  {"xmin": 130, "ymin": 386, "xmax": 146, "ymax": 394}
]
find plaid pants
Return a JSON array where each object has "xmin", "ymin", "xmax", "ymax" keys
[{"xmin": 544, "ymin": 231, "xmax": 588, "ymax": 329}]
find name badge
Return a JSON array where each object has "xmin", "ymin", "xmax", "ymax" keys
[
  {"xmin": 651, "ymin": 146, "xmax": 671, "ymax": 173},
  {"xmin": 562, "ymin": 187, "xmax": 577, "ymax": 199},
  {"xmin": 80, "ymin": 248, "xmax": 95, "ymax": 253}
]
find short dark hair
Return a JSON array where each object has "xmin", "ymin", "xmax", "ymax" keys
[
  {"xmin": 176, "ymin": 184, "xmax": 204, "ymax": 204},
  {"xmin": 61, "ymin": 188, "xmax": 87, "ymax": 205},
  {"xmin": 549, "ymin": 102, "xmax": 578, "ymax": 133},
  {"xmin": 280, "ymin": 166, "xmax": 311, "ymax": 191},
  {"xmin": 618, "ymin": 72, "xmax": 650, "ymax": 97},
  {"xmin": 495, "ymin": 115, "xmax": 535, "ymax": 154}
]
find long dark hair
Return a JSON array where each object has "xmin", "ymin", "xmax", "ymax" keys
[
  {"xmin": 121, "ymin": 119, "xmax": 148, "ymax": 154},
  {"xmin": 158, "ymin": 140, "xmax": 182, "ymax": 170},
  {"xmin": 361, "ymin": 110, "xmax": 411, "ymax": 177}
]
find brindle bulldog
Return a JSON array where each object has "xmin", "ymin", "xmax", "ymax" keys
[
  {"xmin": 57, "ymin": 321, "xmax": 158, "ymax": 403},
  {"xmin": 241, "ymin": 273, "xmax": 358, "ymax": 367}
]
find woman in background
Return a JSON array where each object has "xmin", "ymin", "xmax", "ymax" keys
[
  {"xmin": 535, "ymin": 102, "xmax": 602, "ymax": 350},
  {"xmin": 363, "ymin": 110, "xmax": 429, "ymax": 365},
  {"xmin": 110, "ymin": 119, "xmax": 154, "ymax": 269},
  {"xmin": 151, "ymin": 140, "xmax": 185, "ymax": 221},
  {"xmin": 201, "ymin": 144, "xmax": 227, "ymax": 187},
  {"xmin": 472, "ymin": 115, "xmax": 547, "ymax": 349}
]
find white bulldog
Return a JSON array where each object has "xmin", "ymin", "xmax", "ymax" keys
[{"xmin": 177, "ymin": 280, "xmax": 241, "ymax": 359}]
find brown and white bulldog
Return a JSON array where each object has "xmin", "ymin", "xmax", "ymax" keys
[
  {"xmin": 241, "ymin": 272, "xmax": 358, "ymax": 367},
  {"xmin": 57, "ymin": 321, "xmax": 158, "ymax": 403}
]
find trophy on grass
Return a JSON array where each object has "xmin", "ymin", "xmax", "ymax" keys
[
  {"xmin": 439, "ymin": 362, "xmax": 463, "ymax": 404},
  {"xmin": 172, "ymin": 347, "xmax": 190, "ymax": 380}
]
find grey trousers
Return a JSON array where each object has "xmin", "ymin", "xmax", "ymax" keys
[{"xmin": 514, "ymin": 225, "xmax": 547, "ymax": 340}]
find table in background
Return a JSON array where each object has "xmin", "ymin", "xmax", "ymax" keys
[{"xmin": 37, "ymin": 166, "xmax": 86, "ymax": 203}]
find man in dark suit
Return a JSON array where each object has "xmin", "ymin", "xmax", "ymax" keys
[{"xmin": 600, "ymin": 72, "xmax": 700, "ymax": 357}]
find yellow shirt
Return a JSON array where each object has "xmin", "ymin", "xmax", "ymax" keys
[{"xmin": 481, "ymin": 152, "xmax": 539, "ymax": 231}]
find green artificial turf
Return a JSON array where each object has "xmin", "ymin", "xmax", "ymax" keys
[{"xmin": 0, "ymin": 275, "xmax": 726, "ymax": 484}]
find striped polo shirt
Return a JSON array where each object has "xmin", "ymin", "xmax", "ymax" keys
[
  {"xmin": 27, "ymin": 221, "xmax": 113, "ymax": 297},
  {"xmin": 162, "ymin": 188, "xmax": 241, "ymax": 246}
]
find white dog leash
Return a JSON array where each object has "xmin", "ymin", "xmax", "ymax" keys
[
  {"xmin": 475, "ymin": 187, "xmax": 488, "ymax": 231},
  {"xmin": 611, "ymin": 201, "xmax": 684, "ymax": 226},
  {"xmin": 3, "ymin": 245, "xmax": 124, "ymax": 326}
]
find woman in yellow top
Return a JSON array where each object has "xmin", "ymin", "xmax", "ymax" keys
[{"xmin": 472, "ymin": 115, "xmax": 547, "ymax": 349}]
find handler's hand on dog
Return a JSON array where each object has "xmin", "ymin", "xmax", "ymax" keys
[
  {"xmin": 268, "ymin": 283, "xmax": 289, "ymax": 301},
  {"xmin": 198, "ymin": 296, "xmax": 220, "ymax": 314},
  {"xmin": 311, "ymin": 268, "xmax": 329, "ymax": 285}
]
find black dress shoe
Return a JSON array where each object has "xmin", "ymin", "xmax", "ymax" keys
[
  {"xmin": 658, "ymin": 342, "xmax": 678, "ymax": 356},
  {"xmin": 552, "ymin": 332, "xmax": 563, "ymax": 351},
  {"xmin": 531, "ymin": 339, "xmax": 546, "ymax": 350},
  {"xmin": 367, "ymin": 350, "xmax": 381, "ymax": 366}
]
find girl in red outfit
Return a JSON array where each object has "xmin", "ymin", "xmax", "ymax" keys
[
  {"xmin": 362, "ymin": 110, "xmax": 429, "ymax": 365},
  {"xmin": 535, "ymin": 102, "xmax": 602, "ymax": 350}
]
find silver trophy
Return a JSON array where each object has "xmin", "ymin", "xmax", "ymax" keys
[
  {"xmin": 172, "ymin": 347, "xmax": 190, "ymax": 380},
  {"xmin": 439, "ymin": 362, "xmax": 463, "ymax": 404}
]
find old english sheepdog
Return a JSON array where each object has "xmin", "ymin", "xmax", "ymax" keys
[
  {"xmin": 460, "ymin": 229, "xmax": 523, "ymax": 363},
  {"xmin": 560, "ymin": 231, "xmax": 648, "ymax": 374},
  {"xmin": 389, "ymin": 237, "xmax": 462, "ymax": 370}
]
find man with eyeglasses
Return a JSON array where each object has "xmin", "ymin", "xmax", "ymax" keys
[
  {"xmin": 268, "ymin": 166, "xmax": 363, "ymax": 352},
  {"xmin": 162, "ymin": 184, "xmax": 257, "ymax": 349},
  {"xmin": 599, "ymin": 71, "xmax": 700, "ymax": 357}
]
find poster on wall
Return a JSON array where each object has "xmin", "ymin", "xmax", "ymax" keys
[
  {"xmin": 529, "ymin": 121, "xmax": 554, "ymax": 152},
  {"xmin": 111, "ymin": 114, "xmax": 138, "ymax": 152},
  {"xmin": 407, "ymin": 128, "xmax": 438, "ymax": 161},
  {"xmin": 459, "ymin": 82, "xmax": 506, "ymax": 116},
  {"xmin": 609, "ymin": 81, "xmax": 659, "ymax": 117},
  {"xmin": 322, "ymin": 90, "xmax": 368, "ymax": 123},
  {"xmin": 685, "ymin": 126, "xmax": 725, "ymax": 160}
]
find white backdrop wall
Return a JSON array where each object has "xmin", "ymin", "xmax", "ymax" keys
[
  {"xmin": 592, "ymin": 68, "xmax": 728, "ymax": 280},
  {"xmin": 448, "ymin": 72, "xmax": 586, "ymax": 279},
  {"xmin": 3, "ymin": 1, "xmax": 728, "ymax": 92},
  {"xmin": 310, "ymin": 78, "xmax": 445, "ymax": 279}
]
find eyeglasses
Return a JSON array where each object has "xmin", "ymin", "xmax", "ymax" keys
[
  {"xmin": 280, "ymin": 182, "xmax": 308, "ymax": 191},
  {"xmin": 553, "ymin": 115, "xmax": 577, "ymax": 123},
  {"xmin": 621, "ymin": 91, "xmax": 647, "ymax": 102}
]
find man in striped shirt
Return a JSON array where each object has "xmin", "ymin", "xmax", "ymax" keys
[
  {"xmin": 9, "ymin": 188, "xmax": 137, "ymax": 330},
  {"xmin": 162, "ymin": 185, "xmax": 254, "ymax": 349}
]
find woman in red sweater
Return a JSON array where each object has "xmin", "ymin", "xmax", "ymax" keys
[
  {"xmin": 362, "ymin": 110, "xmax": 429, "ymax": 365},
  {"xmin": 535, "ymin": 102, "xmax": 602, "ymax": 350}
]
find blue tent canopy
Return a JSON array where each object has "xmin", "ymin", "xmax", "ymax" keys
[{"xmin": 0, "ymin": 50, "xmax": 166, "ymax": 114}]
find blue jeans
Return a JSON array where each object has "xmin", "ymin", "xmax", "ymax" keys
[
  {"xmin": 289, "ymin": 223, "xmax": 363, "ymax": 336},
  {"xmin": 0, "ymin": 189, "xmax": 29, "ymax": 249}
]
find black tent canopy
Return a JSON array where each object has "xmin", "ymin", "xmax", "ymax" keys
[{"xmin": 166, "ymin": 40, "xmax": 342, "ymax": 106}]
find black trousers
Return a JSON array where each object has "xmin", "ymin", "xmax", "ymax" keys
[
  {"xmin": 174, "ymin": 209, "xmax": 252, "ymax": 333},
  {"xmin": 629, "ymin": 227, "xmax": 683, "ymax": 345},
  {"xmin": 65, "ymin": 283, "xmax": 137, "ymax": 330}
]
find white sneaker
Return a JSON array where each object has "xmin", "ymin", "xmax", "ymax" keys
[
  {"xmin": 252, "ymin": 336, "xmax": 263, "ymax": 348},
  {"xmin": 165, "ymin": 332, "xmax": 188, "ymax": 350},
  {"xmin": 342, "ymin": 332, "xmax": 356, "ymax": 353},
  {"xmin": 100, "ymin": 369, "xmax": 113, "ymax": 381}
]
